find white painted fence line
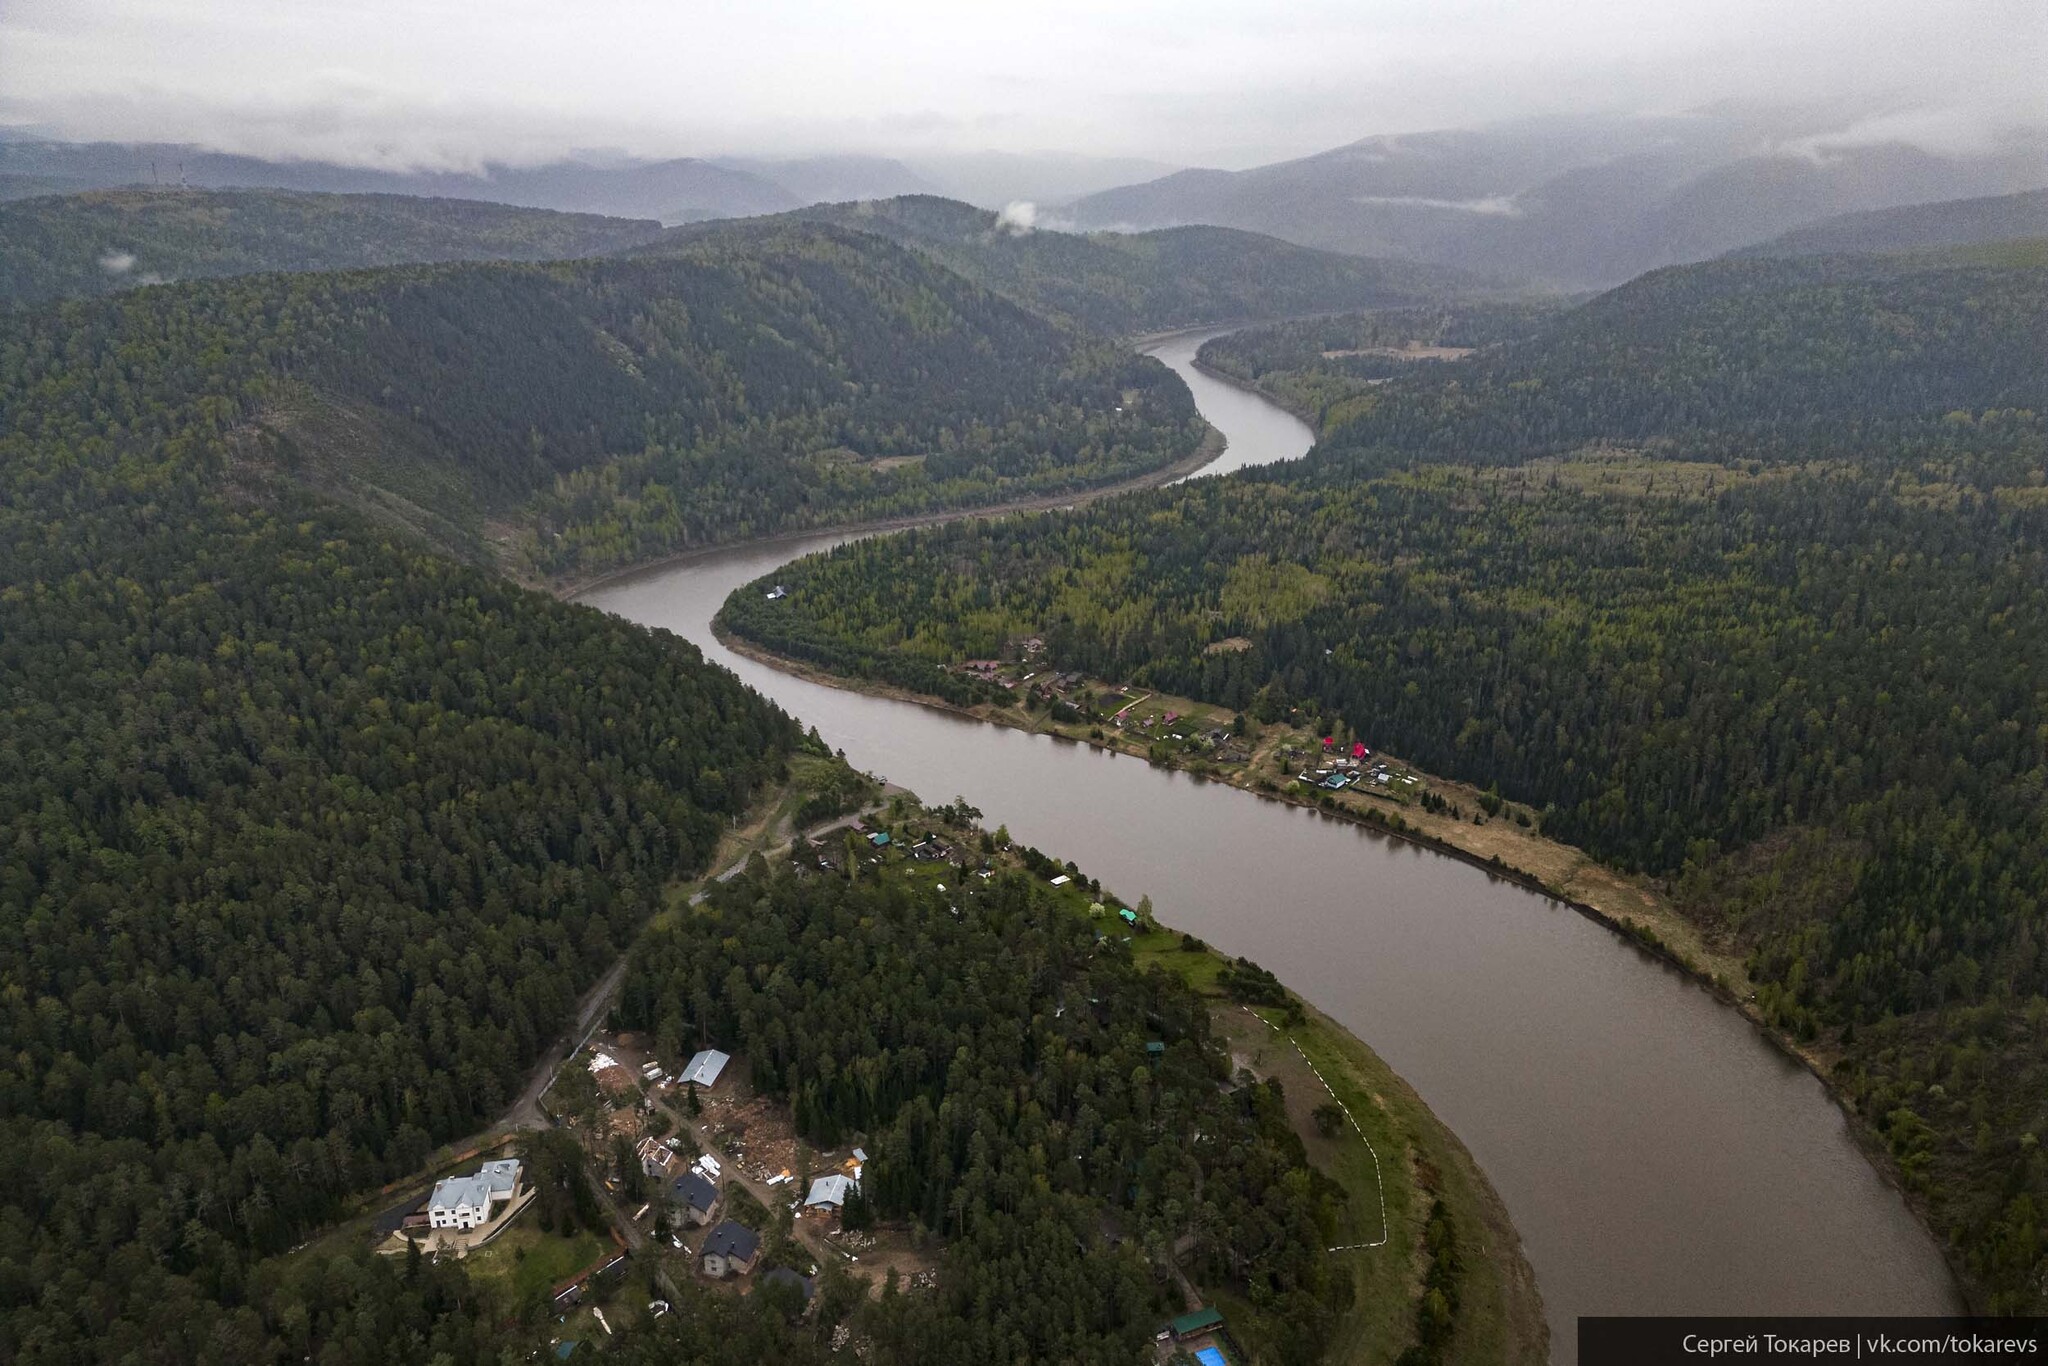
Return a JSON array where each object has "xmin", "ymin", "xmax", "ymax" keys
[{"xmin": 1242, "ymin": 1006, "xmax": 1389, "ymax": 1251}]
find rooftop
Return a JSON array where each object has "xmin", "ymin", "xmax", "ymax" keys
[
  {"xmin": 679, "ymin": 1049, "xmax": 730, "ymax": 1088},
  {"xmin": 805, "ymin": 1173, "xmax": 853, "ymax": 1208},
  {"xmin": 429, "ymin": 1158, "xmax": 522, "ymax": 1212},
  {"xmin": 670, "ymin": 1170, "xmax": 719, "ymax": 1210},
  {"xmin": 703, "ymin": 1220, "xmax": 760, "ymax": 1262},
  {"xmin": 760, "ymin": 1267, "xmax": 815, "ymax": 1301}
]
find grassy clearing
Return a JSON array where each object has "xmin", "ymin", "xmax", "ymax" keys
[
  {"xmin": 463, "ymin": 1220, "xmax": 610, "ymax": 1311},
  {"xmin": 1138, "ymin": 942, "xmax": 1548, "ymax": 1366}
]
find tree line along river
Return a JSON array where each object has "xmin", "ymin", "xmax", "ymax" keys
[{"xmin": 583, "ymin": 326, "xmax": 1960, "ymax": 1358}]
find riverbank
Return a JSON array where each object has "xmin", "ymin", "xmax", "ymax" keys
[
  {"xmin": 1148, "ymin": 954, "xmax": 1551, "ymax": 1366},
  {"xmin": 543, "ymin": 426, "xmax": 1224, "ymax": 601},
  {"xmin": 800, "ymin": 790, "xmax": 1551, "ymax": 1366},
  {"xmin": 709, "ymin": 626, "xmax": 1980, "ymax": 1307},
  {"xmin": 712, "ymin": 631, "xmax": 1734, "ymax": 974}
]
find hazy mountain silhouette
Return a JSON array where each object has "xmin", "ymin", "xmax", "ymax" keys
[{"xmin": 1063, "ymin": 110, "xmax": 2048, "ymax": 285}]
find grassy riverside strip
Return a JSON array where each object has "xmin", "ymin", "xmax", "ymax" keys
[
  {"xmin": 713, "ymin": 630, "xmax": 1741, "ymax": 989},
  {"xmin": 706, "ymin": 623, "xmax": 1981, "ymax": 1298},
  {"xmin": 1133, "ymin": 941, "xmax": 1549, "ymax": 1366}
]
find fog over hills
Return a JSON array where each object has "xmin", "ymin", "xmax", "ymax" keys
[
  {"xmin": 669, "ymin": 193, "xmax": 1485, "ymax": 335},
  {"xmin": 0, "ymin": 140, "xmax": 942, "ymax": 224},
  {"xmin": 1061, "ymin": 109, "xmax": 2048, "ymax": 286},
  {"xmin": 1728, "ymin": 186, "xmax": 2048, "ymax": 257}
]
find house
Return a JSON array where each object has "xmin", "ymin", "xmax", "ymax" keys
[
  {"xmin": 667, "ymin": 1170, "xmax": 721, "ymax": 1227},
  {"xmin": 427, "ymin": 1158, "xmax": 522, "ymax": 1231},
  {"xmin": 1169, "ymin": 1306, "xmax": 1225, "ymax": 1341},
  {"xmin": 758, "ymin": 1267, "xmax": 815, "ymax": 1305},
  {"xmin": 1049, "ymin": 874, "xmax": 1070, "ymax": 887},
  {"xmin": 638, "ymin": 1136, "xmax": 684, "ymax": 1180},
  {"xmin": 804, "ymin": 1173, "xmax": 853, "ymax": 1211},
  {"xmin": 701, "ymin": 1221, "xmax": 761, "ymax": 1278},
  {"xmin": 765, "ymin": 585, "xmax": 787, "ymax": 600},
  {"xmin": 1118, "ymin": 908, "xmax": 1139, "ymax": 925},
  {"xmin": 867, "ymin": 830, "xmax": 890, "ymax": 848},
  {"xmin": 678, "ymin": 1049, "xmax": 729, "ymax": 1090}
]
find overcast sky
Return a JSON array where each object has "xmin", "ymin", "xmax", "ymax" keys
[{"xmin": 2, "ymin": 0, "xmax": 2042, "ymax": 170}]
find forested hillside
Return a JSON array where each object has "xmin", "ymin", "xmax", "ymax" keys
[
  {"xmin": 722, "ymin": 249, "xmax": 2048, "ymax": 1311},
  {"xmin": 655, "ymin": 194, "xmax": 1483, "ymax": 335},
  {"xmin": 0, "ymin": 200, "xmax": 813, "ymax": 1358},
  {"xmin": 1194, "ymin": 301, "xmax": 1569, "ymax": 424},
  {"xmin": 620, "ymin": 855, "xmax": 1355, "ymax": 1364},
  {"xmin": 0, "ymin": 187, "xmax": 668, "ymax": 305},
  {"xmin": 1730, "ymin": 189, "xmax": 2048, "ymax": 260},
  {"xmin": 7, "ymin": 221, "xmax": 1202, "ymax": 580}
]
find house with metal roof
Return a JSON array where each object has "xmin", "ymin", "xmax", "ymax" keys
[
  {"xmin": 427, "ymin": 1158, "xmax": 522, "ymax": 1230},
  {"xmin": 678, "ymin": 1049, "xmax": 729, "ymax": 1089},
  {"xmin": 804, "ymin": 1173, "xmax": 853, "ymax": 1210},
  {"xmin": 701, "ymin": 1221, "xmax": 761, "ymax": 1278},
  {"xmin": 1169, "ymin": 1306, "xmax": 1225, "ymax": 1339}
]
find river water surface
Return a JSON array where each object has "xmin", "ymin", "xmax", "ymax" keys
[{"xmin": 584, "ymin": 331, "xmax": 1959, "ymax": 1355}]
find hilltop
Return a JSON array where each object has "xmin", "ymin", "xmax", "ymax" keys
[
  {"xmin": 651, "ymin": 194, "xmax": 1490, "ymax": 335},
  {"xmin": 1729, "ymin": 187, "xmax": 2048, "ymax": 259},
  {"xmin": 0, "ymin": 187, "xmax": 666, "ymax": 304}
]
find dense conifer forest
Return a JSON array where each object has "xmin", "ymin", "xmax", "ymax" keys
[
  {"xmin": 0, "ymin": 209, "xmax": 837, "ymax": 1357},
  {"xmin": 721, "ymin": 247, "xmax": 2048, "ymax": 1311},
  {"xmin": 0, "ymin": 187, "xmax": 667, "ymax": 305},
  {"xmin": 2, "ymin": 220, "xmax": 1204, "ymax": 580}
]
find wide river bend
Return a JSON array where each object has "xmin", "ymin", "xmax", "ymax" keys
[{"xmin": 585, "ymin": 327, "xmax": 1960, "ymax": 1356}]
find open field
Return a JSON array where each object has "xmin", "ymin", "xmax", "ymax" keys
[
  {"xmin": 464, "ymin": 1222, "xmax": 611, "ymax": 1309},
  {"xmin": 1136, "ymin": 934, "xmax": 1548, "ymax": 1366}
]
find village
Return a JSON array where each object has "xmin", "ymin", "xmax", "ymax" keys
[
  {"xmin": 946, "ymin": 637, "xmax": 1463, "ymax": 823},
  {"xmin": 364, "ymin": 792, "xmax": 1251, "ymax": 1364}
]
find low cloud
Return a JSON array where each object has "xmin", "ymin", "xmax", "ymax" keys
[
  {"xmin": 995, "ymin": 200, "xmax": 1037, "ymax": 234},
  {"xmin": 98, "ymin": 249, "xmax": 136, "ymax": 274},
  {"xmin": 1774, "ymin": 103, "xmax": 2045, "ymax": 163},
  {"xmin": 1350, "ymin": 194, "xmax": 1524, "ymax": 216}
]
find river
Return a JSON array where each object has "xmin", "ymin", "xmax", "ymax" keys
[{"xmin": 583, "ymin": 328, "xmax": 1960, "ymax": 1354}]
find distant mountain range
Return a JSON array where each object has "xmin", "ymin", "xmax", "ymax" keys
[
  {"xmin": 1729, "ymin": 187, "xmax": 2048, "ymax": 259},
  {"xmin": 0, "ymin": 140, "xmax": 937, "ymax": 224},
  {"xmin": 0, "ymin": 188, "xmax": 667, "ymax": 305},
  {"xmin": 1059, "ymin": 110, "xmax": 2048, "ymax": 287},
  {"xmin": 657, "ymin": 194, "xmax": 1486, "ymax": 335},
  {"xmin": 901, "ymin": 151, "xmax": 1184, "ymax": 209}
]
